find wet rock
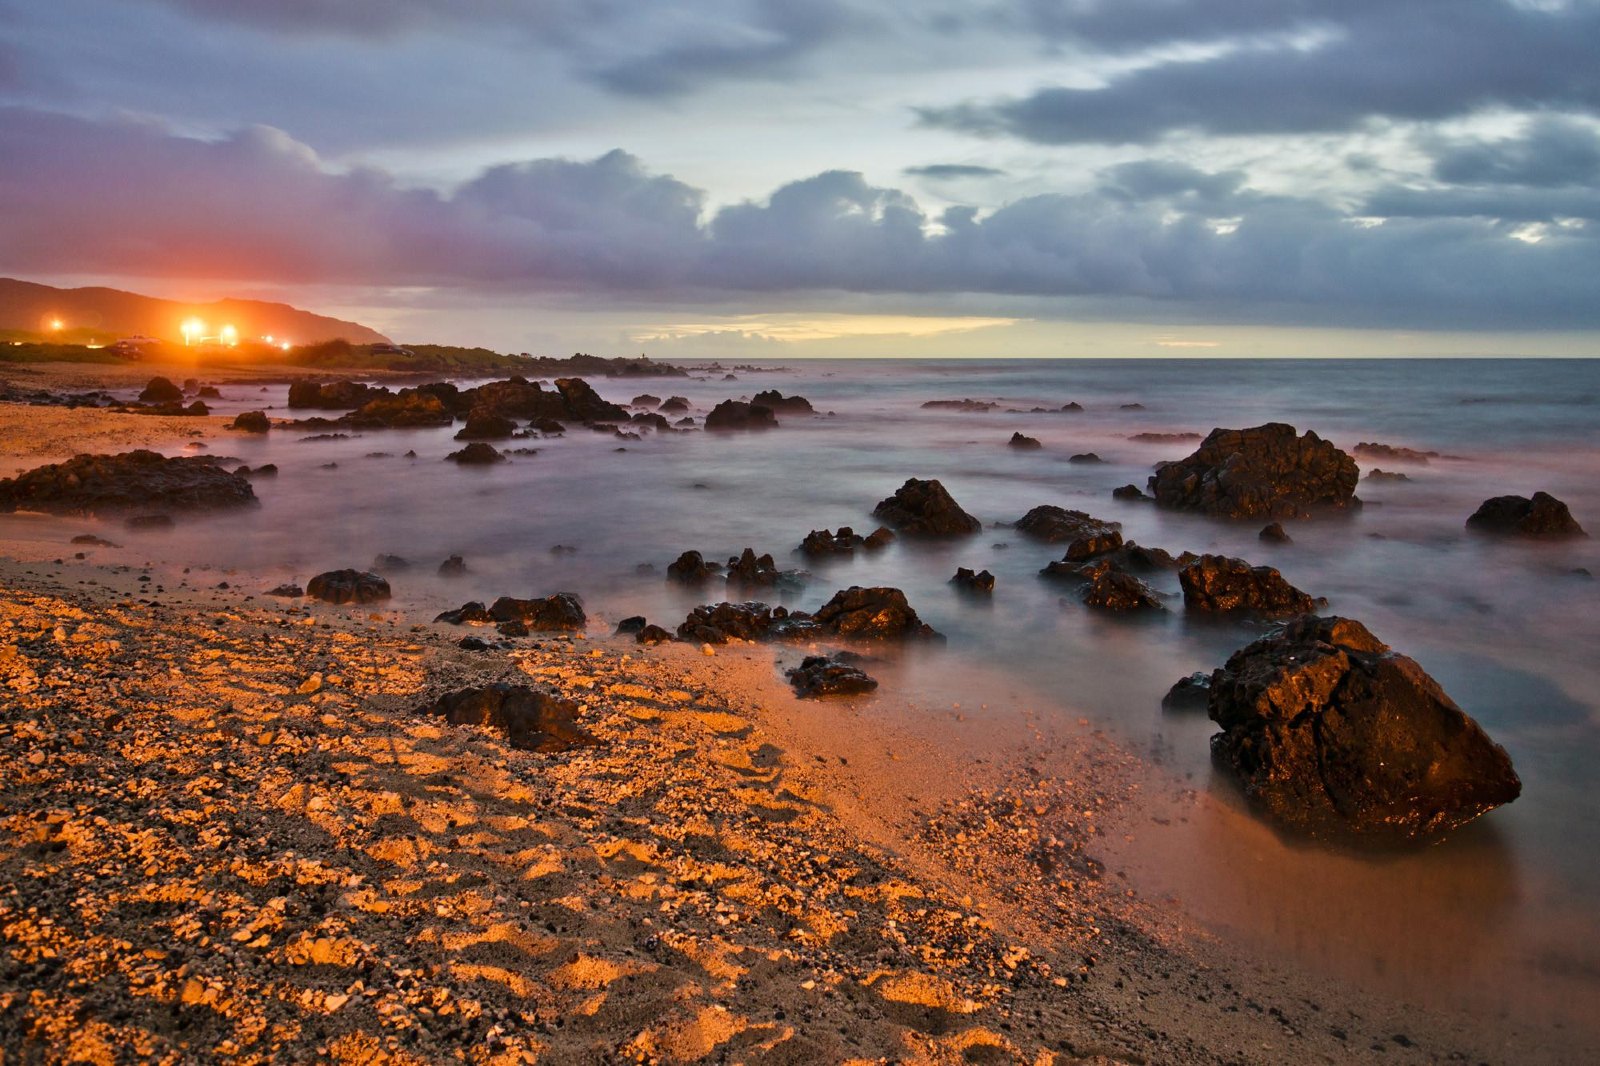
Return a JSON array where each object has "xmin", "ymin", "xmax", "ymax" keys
[
  {"xmin": 614, "ymin": 615, "xmax": 647, "ymax": 635},
  {"xmin": 1081, "ymin": 571, "xmax": 1163, "ymax": 611},
  {"xmin": 420, "ymin": 683, "xmax": 596, "ymax": 753},
  {"xmin": 632, "ymin": 411, "xmax": 672, "ymax": 431},
  {"xmin": 1365, "ymin": 469, "xmax": 1411, "ymax": 483},
  {"xmin": 788, "ymin": 654, "xmax": 879, "ymax": 699},
  {"xmin": 862, "ymin": 526, "xmax": 896, "ymax": 550},
  {"xmin": 347, "ymin": 391, "xmax": 453, "ymax": 428},
  {"xmin": 454, "ymin": 411, "xmax": 517, "ymax": 440},
  {"xmin": 288, "ymin": 380, "xmax": 387, "ymax": 410},
  {"xmin": 705, "ymin": 399, "xmax": 778, "ymax": 430},
  {"xmin": 659, "ymin": 396, "xmax": 691, "ymax": 413},
  {"xmin": 1465, "ymin": 492, "xmax": 1586, "ymax": 538},
  {"xmin": 1162, "ymin": 672, "xmax": 1211, "ymax": 712},
  {"xmin": 435, "ymin": 601, "xmax": 494, "ymax": 625},
  {"xmin": 921, "ymin": 399, "xmax": 997, "ymax": 412},
  {"xmin": 873, "ymin": 478, "xmax": 981, "ymax": 537},
  {"xmin": 488, "ymin": 592, "xmax": 586, "ymax": 631},
  {"xmin": 1069, "ymin": 452, "xmax": 1105, "ymax": 464},
  {"xmin": 1353, "ymin": 442, "xmax": 1438, "ymax": 465},
  {"xmin": 636, "ymin": 624, "xmax": 674, "ymax": 644},
  {"xmin": 677, "ymin": 601, "xmax": 780, "ymax": 644},
  {"xmin": 230, "ymin": 411, "xmax": 271, "ymax": 433},
  {"xmin": 1207, "ymin": 615, "xmax": 1522, "ymax": 843},
  {"xmin": 197, "ymin": 385, "xmax": 222, "ymax": 399},
  {"xmin": 265, "ymin": 583, "xmax": 303, "ymax": 598},
  {"xmin": 799, "ymin": 527, "xmax": 864, "ymax": 557},
  {"xmin": 1112, "ymin": 484, "xmax": 1148, "ymax": 501},
  {"xmin": 950, "ymin": 567, "xmax": 995, "ymax": 593},
  {"xmin": 138, "ymin": 377, "xmax": 183, "ymax": 404},
  {"xmin": 1259, "ymin": 522, "xmax": 1292, "ymax": 544},
  {"xmin": 1064, "ymin": 528, "xmax": 1123, "ymax": 562},
  {"xmin": 1179, "ymin": 554, "xmax": 1319, "ymax": 614},
  {"xmin": 0, "ymin": 450, "xmax": 256, "ymax": 516},
  {"xmin": 812, "ymin": 586, "xmax": 942, "ymax": 641},
  {"xmin": 1149, "ymin": 423, "xmax": 1360, "ymax": 519},
  {"xmin": 446, "ymin": 442, "xmax": 506, "ymax": 465},
  {"xmin": 726, "ymin": 548, "xmax": 799, "ymax": 589},
  {"xmin": 674, "ymin": 416, "xmax": 696, "ymax": 427},
  {"xmin": 1008, "ymin": 432, "xmax": 1042, "ymax": 450},
  {"xmin": 1131, "ymin": 432, "xmax": 1202, "ymax": 444},
  {"xmin": 667, "ymin": 550, "xmax": 720, "ymax": 584},
  {"xmin": 238, "ymin": 463, "xmax": 277, "ymax": 478},
  {"xmin": 457, "ymin": 635, "xmax": 495, "ymax": 651},
  {"xmin": 438, "ymin": 554, "xmax": 468, "ymax": 577},
  {"xmin": 306, "ymin": 569, "xmax": 391, "ymax": 605},
  {"xmin": 632, "ymin": 394, "xmax": 662, "ymax": 407},
  {"xmin": 1014, "ymin": 505, "xmax": 1120, "ymax": 545},
  {"xmin": 554, "ymin": 377, "xmax": 629, "ymax": 422},
  {"xmin": 752, "ymin": 390, "xmax": 814, "ymax": 414},
  {"xmin": 456, "ymin": 378, "xmax": 565, "ymax": 422}
]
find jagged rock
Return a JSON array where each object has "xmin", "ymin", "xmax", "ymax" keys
[
  {"xmin": 799, "ymin": 527, "xmax": 863, "ymax": 557},
  {"xmin": 726, "ymin": 548, "xmax": 798, "ymax": 589},
  {"xmin": 1466, "ymin": 492, "xmax": 1586, "ymax": 538},
  {"xmin": 632, "ymin": 411, "xmax": 672, "ymax": 431},
  {"xmin": 306, "ymin": 569, "xmax": 391, "ymax": 605},
  {"xmin": 812, "ymin": 586, "xmax": 942, "ymax": 641},
  {"xmin": 950, "ymin": 567, "xmax": 995, "ymax": 593},
  {"xmin": 1179, "ymin": 554, "xmax": 1319, "ymax": 614},
  {"xmin": 371, "ymin": 553, "xmax": 410, "ymax": 572},
  {"xmin": 1207, "ymin": 616, "xmax": 1521, "ymax": 843},
  {"xmin": 1069, "ymin": 452, "xmax": 1105, "ymax": 464},
  {"xmin": 667, "ymin": 550, "xmax": 720, "ymax": 584},
  {"xmin": 677, "ymin": 601, "xmax": 780, "ymax": 644},
  {"xmin": 446, "ymin": 442, "xmax": 505, "ymax": 465},
  {"xmin": 659, "ymin": 396, "xmax": 691, "ymax": 412},
  {"xmin": 0, "ymin": 450, "xmax": 256, "ymax": 516},
  {"xmin": 636, "ymin": 624, "xmax": 674, "ymax": 644},
  {"xmin": 1259, "ymin": 522, "xmax": 1292, "ymax": 544},
  {"xmin": 348, "ymin": 391, "xmax": 453, "ymax": 428},
  {"xmin": 1064, "ymin": 528, "xmax": 1123, "ymax": 562},
  {"xmin": 1162, "ymin": 672, "xmax": 1211, "ymax": 712},
  {"xmin": 554, "ymin": 377, "xmax": 629, "ymax": 422},
  {"xmin": 862, "ymin": 526, "xmax": 896, "ymax": 549},
  {"xmin": 1131, "ymin": 432, "xmax": 1202, "ymax": 444},
  {"xmin": 873, "ymin": 478, "xmax": 981, "ymax": 537},
  {"xmin": 705, "ymin": 400, "xmax": 778, "ymax": 430},
  {"xmin": 496, "ymin": 619, "xmax": 529, "ymax": 637},
  {"xmin": 1081, "ymin": 571, "xmax": 1163, "ymax": 611},
  {"xmin": 230, "ymin": 411, "xmax": 271, "ymax": 433},
  {"xmin": 788, "ymin": 655, "xmax": 878, "ymax": 699},
  {"xmin": 1014, "ymin": 505, "xmax": 1120, "ymax": 545},
  {"xmin": 237, "ymin": 463, "xmax": 277, "ymax": 478},
  {"xmin": 138, "ymin": 377, "xmax": 183, "ymax": 404},
  {"xmin": 435, "ymin": 601, "xmax": 494, "ymax": 625},
  {"xmin": 438, "ymin": 554, "xmax": 468, "ymax": 577},
  {"xmin": 632, "ymin": 394, "xmax": 662, "ymax": 407},
  {"xmin": 1061, "ymin": 402, "xmax": 1083, "ymax": 412},
  {"xmin": 1112, "ymin": 484, "xmax": 1148, "ymax": 501},
  {"xmin": 455, "ymin": 411, "xmax": 517, "ymax": 440},
  {"xmin": 420, "ymin": 683, "xmax": 595, "ymax": 753},
  {"xmin": 288, "ymin": 380, "xmax": 387, "ymax": 409},
  {"xmin": 752, "ymin": 390, "xmax": 814, "ymax": 414},
  {"xmin": 1365, "ymin": 469, "xmax": 1411, "ymax": 483},
  {"xmin": 1149, "ymin": 423, "xmax": 1360, "ymax": 519},
  {"xmin": 1008, "ymin": 433, "xmax": 1042, "ymax": 450},
  {"xmin": 922, "ymin": 399, "xmax": 997, "ymax": 412},
  {"xmin": 488, "ymin": 593, "xmax": 586, "ymax": 631},
  {"xmin": 265, "ymin": 584, "xmax": 303, "ymax": 598},
  {"xmin": 1353, "ymin": 442, "xmax": 1438, "ymax": 465},
  {"xmin": 457, "ymin": 378, "xmax": 566, "ymax": 422}
]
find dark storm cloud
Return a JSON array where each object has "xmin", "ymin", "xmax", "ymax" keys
[
  {"xmin": 2, "ymin": 107, "xmax": 1596, "ymax": 328},
  {"xmin": 904, "ymin": 164, "xmax": 1007, "ymax": 179},
  {"xmin": 1427, "ymin": 116, "xmax": 1600, "ymax": 188},
  {"xmin": 923, "ymin": 1, "xmax": 1600, "ymax": 144}
]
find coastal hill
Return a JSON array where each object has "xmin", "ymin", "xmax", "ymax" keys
[{"xmin": 0, "ymin": 277, "xmax": 391, "ymax": 346}]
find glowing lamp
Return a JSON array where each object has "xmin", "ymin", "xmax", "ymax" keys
[
  {"xmin": 280, "ymin": 341, "xmax": 291, "ymax": 351},
  {"xmin": 220, "ymin": 324, "xmax": 238, "ymax": 346},
  {"xmin": 48, "ymin": 318, "xmax": 63, "ymax": 332},
  {"xmin": 181, "ymin": 318, "xmax": 204, "ymax": 345}
]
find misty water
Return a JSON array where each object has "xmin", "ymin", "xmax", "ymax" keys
[{"xmin": 54, "ymin": 358, "xmax": 1600, "ymax": 1040}]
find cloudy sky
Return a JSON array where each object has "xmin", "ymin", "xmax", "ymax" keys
[{"xmin": 2, "ymin": 0, "xmax": 1598, "ymax": 356}]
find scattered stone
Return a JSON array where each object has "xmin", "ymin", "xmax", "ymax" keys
[
  {"xmin": 420, "ymin": 683, "xmax": 596, "ymax": 753},
  {"xmin": 230, "ymin": 411, "xmax": 271, "ymax": 433},
  {"xmin": 488, "ymin": 593, "xmax": 586, "ymax": 631},
  {"xmin": 1179, "ymin": 555, "xmax": 1319, "ymax": 614},
  {"xmin": 1208, "ymin": 616, "xmax": 1521, "ymax": 843},
  {"xmin": 1162, "ymin": 672, "xmax": 1211, "ymax": 712},
  {"xmin": 873, "ymin": 478, "xmax": 981, "ymax": 537},
  {"xmin": 0, "ymin": 450, "xmax": 256, "ymax": 516},
  {"xmin": 1259, "ymin": 522, "xmax": 1292, "ymax": 544},
  {"xmin": 788, "ymin": 655, "xmax": 879, "ymax": 699},
  {"xmin": 306, "ymin": 569, "xmax": 391, "ymax": 605},
  {"xmin": 1008, "ymin": 432, "xmax": 1042, "ymax": 450},
  {"xmin": 705, "ymin": 399, "xmax": 778, "ymax": 430},
  {"xmin": 950, "ymin": 567, "xmax": 995, "ymax": 593},
  {"xmin": 1466, "ymin": 492, "xmax": 1586, "ymax": 538},
  {"xmin": 446, "ymin": 442, "xmax": 506, "ymax": 464},
  {"xmin": 1148, "ymin": 423, "xmax": 1360, "ymax": 519}
]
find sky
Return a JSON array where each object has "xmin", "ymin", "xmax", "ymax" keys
[{"xmin": 1, "ymin": 0, "xmax": 1598, "ymax": 357}]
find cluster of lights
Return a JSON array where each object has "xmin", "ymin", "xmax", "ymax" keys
[{"xmin": 179, "ymin": 318, "xmax": 244, "ymax": 347}]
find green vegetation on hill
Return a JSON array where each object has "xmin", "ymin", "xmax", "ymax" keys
[
  {"xmin": 285, "ymin": 340, "xmax": 530, "ymax": 373},
  {"xmin": 0, "ymin": 342, "xmax": 124, "ymax": 365}
]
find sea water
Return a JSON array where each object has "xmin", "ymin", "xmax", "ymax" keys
[{"xmin": 62, "ymin": 358, "xmax": 1600, "ymax": 1040}]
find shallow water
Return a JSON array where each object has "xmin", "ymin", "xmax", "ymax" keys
[{"xmin": 44, "ymin": 357, "xmax": 1600, "ymax": 1039}]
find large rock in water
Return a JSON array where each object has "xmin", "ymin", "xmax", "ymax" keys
[
  {"xmin": 812, "ymin": 586, "xmax": 942, "ymax": 641},
  {"xmin": 1148, "ymin": 423, "xmax": 1360, "ymax": 519},
  {"xmin": 420, "ymin": 683, "xmax": 595, "ymax": 753},
  {"xmin": 487, "ymin": 593, "xmax": 586, "ymax": 631},
  {"xmin": 0, "ymin": 451, "xmax": 256, "ymax": 516},
  {"xmin": 1207, "ymin": 616, "xmax": 1521, "ymax": 844},
  {"xmin": 705, "ymin": 400, "xmax": 778, "ymax": 431},
  {"xmin": 306, "ymin": 569, "xmax": 391, "ymax": 605},
  {"xmin": 872, "ymin": 478, "xmax": 981, "ymax": 537},
  {"xmin": 1179, "ymin": 554, "xmax": 1320, "ymax": 614},
  {"xmin": 554, "ymin": 378, "xmax": 629, "ymax": 422},
  {"xmin": 1465, "ymin": 492, "xmax": 1586, "ymax": 538},
  {"xmin": 1014, "ymin": 505, "xmax": 1119, "ymax": 544}
]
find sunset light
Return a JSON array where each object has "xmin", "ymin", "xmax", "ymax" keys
[
  {"xmin": 180, "ymin": 318, "xmax": 203, "ymax": 345},
  {"xmin": 219, "ymin": 324, "xmax": 238, "ymax": 346}
]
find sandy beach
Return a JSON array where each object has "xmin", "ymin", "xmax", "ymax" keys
[{"xmin": 1, "ymin": 362, "xmax": 1587, "ymax": 1064}]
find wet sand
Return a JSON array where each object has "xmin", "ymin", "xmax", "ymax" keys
[{"xmin": 0, "ymin": 367, "xmax": 1583, "ymax": 1064}]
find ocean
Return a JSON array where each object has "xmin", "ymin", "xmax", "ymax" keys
[{"xmin": 72, "ymin": 357, "xmax": 1600, "ymax": 1037}]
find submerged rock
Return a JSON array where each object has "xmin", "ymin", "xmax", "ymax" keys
[
  {"xmin": 1069, "ymin": 452, "xmax": 1105, "ymax": 464},
  {"xmin": 438, "ymin": 554, "xmax": 469, "ymax": 577},
  {"xmin": 1465, "ymin": 492, "xmax": 1586, "ymax": 538},
  {"xmin": 1207, "ymin": 615, "xmax": 1521, "ymax": 843},
  {"xmin": 950, "ymin": 567, "xmax": 995, "ymax": 593},
  {"xmin": 788, "ymin": 654, "xmax": 878, "ymax": 699},
  {"xmin": 1008, "ymin": 432, "xmax": 1042, "ymax": 450},
  {"xmin": 1014, "ymin": 505, "xmax": 1120, "ymax": 545},
  {"xmin": 921, "ymin": 399, "xmax": 997, "ymax": 412},
  {"xmin": 1080, "ymin": 571, "xmax": 1164, "ymax": 612},
  {"xmin": 1353, "ymin": 442, "xmax": 1438, "ymax": 465},
  {"xmin": 1258, "ymin": 522, "xmax": 1292, "ymax": 544},
  {"xmin": 288, "ymin": 380, "xmax": 387, "ymax": 410},
  {"xmin": 705, "ymin": 399, "xmax": 778, "ymax": 431},
  {"xmin": 138, "ymin": 376, "xmax": 183, "ymax": 404},
  {"xmin": 799, "ymin": 527, "xmax": 863, "ymax": 557},
  {"xmin": 446, "ymin": 442, "xmax": 506, "ymax": 465},
  {"xmin": 420, "ymin": 682, "xmax": 595, "ymax": 753},
  {"xmin": 1162, "ymin": 672, "xmax": 1211, "ymax": 712},
  {"xmin": 0, "ymin": 450, "xmax": 256, "ymax": 516},
  {"xmin": 306, "ymin": 569, "xmax": 391, "ymax": 605},
  {"xmin": 1112, "ymin": 484, "xmax": 1148, "ymax": 501},
  {"xmin": 667, "ymin": 550, "xmax": 720, "ymax": 584},
  {"xmin": 1179, "ymin": 554, "xmax": 1320, "ymax": 614},
  {"xmin": 726, "ymin": 547, "xmax": 799, "ymax": 589},
  {"xmin": 751, "ymin": 390, "xmax": 814, "ymax": 414},
  {"xmin": 1149, "ymin": 423, "xmax": 1360, "ymax": 519},
  {"xmin": 454, "ymin": 411, "xmax": 518, "ymax": 440},
  {"xmin": 873, "ymin": 478, "xmax": 981, "ymax": 537},
  {"xmin": 230, "ymin": 411, "xmax": 271, "ymax": 433},
  {"xmin": 554, "ymin": 377, "xmax": 629, "ymax": 422},
  {"xmin": 812, "ymin": 586, "xmax": 942, "ymax": 641}
]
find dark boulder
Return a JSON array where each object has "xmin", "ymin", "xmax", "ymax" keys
[
  {"xmin": 237, "ymin": 463, "xmax": 277, "ymax": 478},
  {"xmin": 455, "ymin": 411, "xmax": 518, "ymax": 440},
  {"xmin": 1365, "ymin": 469, "xmax": 1411, "ymax": 483},
  {"xmin": 705, "ymin": 400, "xmax": 778, "ymax": 431},
  {"xmin": 306, "ymin": 569, "xmax": 391, "ymax": 605},
  {"xmin": 667, "ymin": 550, "xmax": 720, "ymax": 584},
  {"xmin": 726, "ymin": 547, "xmax": 799, "ymax": 589},
  {"xmin": 1131, "ymin": 432, "xmax": 1201, "ymax": 444},
  {"xmin": 446, "ymin": 442, "xmax": 506, "ymax": 465},
  {"xmin": 1207, "ymin": 616, "xmax": 1521, "ymax": 843},
  {"xmin": 950, "ymin": 567, "xmax": 995, "ymax": 593},
  {"xmin": 632, "ymin": 411, "xmax": 672, "ymax": 431},
  {"xmin": 752, "ymin": 390, "xmax": 814, "ymax": 414},
  {"xmin": 1061, "ymin": 402, "xmax": 1083, "ymax": 412},
  {"xmin": 1259, "ymin": 522, "xmax": 1292, "ymax": 544},
  {"xmin": 230, "ymin": 411, "xmax": 271, "ymax": 433},
  {"xmin": 799, "ymin": 527, "xmax": 863, "ymax": 557},
  {"xmin": 1148, "ymin": 423, "xmax": 1360, "ymax": 519},
  {"xmin": 922, "ymin": 399, "xmax": 997, "ymax": 412},
  {"xmin": 632, "ymin": 394, "xmax": 662, "ymax": 407},
  {"xmin": 1080, "ymin": 571, "xmax": 1164, "ymax": 612},
  {"xmin": 197, "ymin": 386, "xmax": 222, "ymax": 399},
  {"xmin": 1179, "ymin": 554, "xmax": 1319, "ymax": 614},
  {"xmin": 872, "ymin": 478, "xmax": 981, "ymax": 537},
  {"xmin": 287, "ymin": 380, "xmax": 386, "ymax": 410},
  {"xmin": 1162, "ymin": 672, "xmax": 1211, "ymax": 712},
  {"xmin": 1008, "ymin": 432, "xmax": 1042, "ymax": 450},
  {"xmin": 677, "ymin": 601, "xmax": 780, "ymax": 644},
  {"xmin": 348, "ymin": 391, "xmax": 453, "ymax": 428},
  {"xmin": 614, "ymin": 615, "xmax": 648, "ymax": 635},
  {"xmin": 659, "ymin": 396, "xmax": 691, "ymax": 413},
  {"xmin": 1465, "ymin": 492, "xmax": 1586, "ymax": 538},
  {"xmin": 1014, "ymin": 505, "xmax": 1120, "ymax": 545},
  {"xmin": 438, "ymin": 554, "xmax": 468, "ymax": 577},
  {"xmin": 420, "ymin": 683, "xmax": 595, "ymax": 753},
  {"xmin": 862, "ymin": 526, "xmax": 896, "ymax": 550},
  {"xmin": 488, "ymin": 592, "xmax": 586, "ymax": 631},
  {"xmin": 1353, "ymin": 442, "xmax": 1437, "ymax": 465},
  {"xmin": 265, "ymin": 584, "xmax": 304, "ymax": 598},
  {"xmin": 812, "ymin": 586, "xmax": 942, "ymax": 641},
  {"xmin": 1069, "ymin": 452, "xmax": 1105, "ymax": 464},
  {"xmin": 70, "ymin": 534, "xmax": 119, "ymax": 547},
  {"xmin": 458, "ymin": 378, "xmax": 566, "ymax": 421},
  {"xmin": 788, "ymin": 655, "xmax": 879, "ymax": 699},
  {"xmin": 496, "ymin": 619, "xmax": 529, "ymax": 637},
  {"xmin": 636, "ymin": 624, "xmax": 674, "ymax": 644},
  {"xmin": 138, "ymin": 376, "xmax": 183, "ymax": 404},
  {"xmin": 554, "ymin": 377, "xmax": 629, "ymax": 422},
  {"xmin": 1112, "ymin": 484, "xmax": 1148, "ymax": 501},
  {"xmin": 435, "ymin": 601, "xmax": 494, "ymax": 625},
  {"xmin": 0, "ymin": 450, "xmax": 256, "ymax": 516},
  {"xmin": 1063, "ymin": 528, "xmax": 1123, "ymax": 562},
  {"xmin": 371, "ymin": 553, "xmax": 410, "ymax": 572}
]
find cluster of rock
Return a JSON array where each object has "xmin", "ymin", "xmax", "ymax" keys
[
  {"xmin": 797, "ymin": 525, "xmax": 895, "ymax": 557},
  {"xmin": 286, "ymin": 375, "xmax": 638, "ymax": 438},
  {"xmin": 0, "ymin": 450, "xmax": 256, "ymax": 516},
  {"xmin": 434, "ymin": 593, "xmax": 586, "ymax": 632},
  {"xmin": 704, "ymin": 399, "xmax": 777, "ymax": 431},
  {"xmin": 1466, "ymin": 492, "xmax": 1586, "ymax": 538},
  {"xmin": 305, "ymin": 569, "xmax": 391, "ymax": 605},
  {"xmin": 673, "ymin": 586, "xmax": 942, "ymax": 646},
  {"xmin": 1148, "ymin": 423, "xmax": 1360, "ymax": 519},
  {"xmin": 665, "ymin": 548, "xmax": 805, "ymax": 590}
]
